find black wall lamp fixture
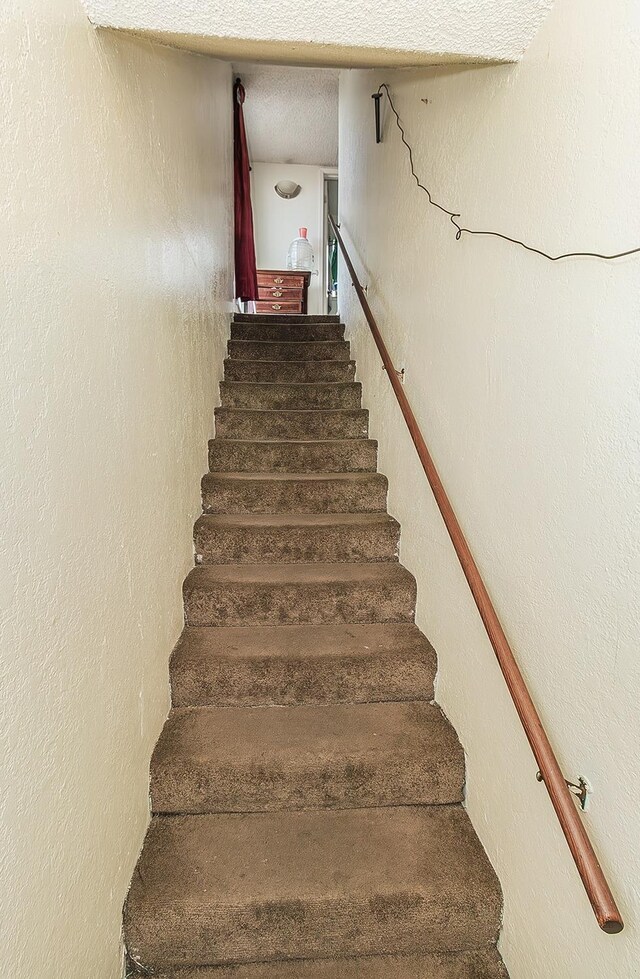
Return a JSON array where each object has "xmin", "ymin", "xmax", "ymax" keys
[{"xmin": 372, "ymin": 92, "xmax": 383, "ymax": 143}]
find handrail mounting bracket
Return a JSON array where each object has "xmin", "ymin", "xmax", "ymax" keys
[{"xmin": 537, "ymin": 771, "xmax": 592, "ymax": 812}]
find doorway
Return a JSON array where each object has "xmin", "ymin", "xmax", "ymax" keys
[
  {"xmin": 236, "ymin": 64, "xmax": 339, "ymax": 316},
  {"xmin": 322, "ymin": 172, "xmax": 339, "ymax": 315}
]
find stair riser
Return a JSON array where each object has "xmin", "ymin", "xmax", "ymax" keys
[
  {"xmin": 214, "ymin": 409, "xmax": 369, "ymax": 441},
  {"xmin": 125, "ymin": 885, "xmax": 499, "ymax": 969},
  {"xmin": 193, "ymin": 521, "xmax": 400, "ymax": 565},
  {"xmin": 144, "ymin": 948, "xmax": 509, "ymax": 979},
  {"xmin": 201, "ymin": 474, "xmax": 388, "ymax": 514},
  {"xmin": 219, "ymin": 382, "xmax": 362, "ymax": 410},
  {"xmin": 124, "ymin": 803, "xmax": 503, "ymax": 970},
  {"xmin": 183, "ymin": 578, "xmax": 416, "ymax": 628},
  {"xmin": 231, "ymin": 323, "xmax": 345, "ymax": 342},
  {"xmin": 228, "ymin": 341, "xmax": 350, "ymax": 362},
  {"xmin": 234, "ymin": 314, "xmax": 341, "ymax": 324},
  {"xmin": 170, "ymin": 651, "xmax": 435, "ymax": 708},
  {"xmin": 224, "ymin": 360, "xmax": 356, "ymax": 383},
  {"xmin": 150, "ymin": 759, "xmax": 463, "ymax": 816},
  {"xmin": 208, "ymin": 440, "xmax": 378, "ymax": 474}
]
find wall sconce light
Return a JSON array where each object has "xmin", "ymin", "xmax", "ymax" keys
[
  {"xmin": 372, "ymin": 92, "xmax": 383, "ymax": 144},
  {"xmin": 275, "ymin": 180, "xmax": 302, "ymax": 199}
]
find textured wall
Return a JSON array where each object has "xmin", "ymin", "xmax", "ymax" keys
[
  {"xmin": 338, "ymin": 0, "xmax": 640, "ymax": 975},
  {"xmin": 0, "ymin": 2, "xmax": 233, "ymax": 976},
  {"xmin": 82, "ymin": 0, "xmax": 554, "ymax": 67},
  {"xmin": 236, "ymin": 64, "xmax": 338, "ymax": 167},
  {"xmin": 251, "ymin": 162, "xmax": 328, "ymax": 315}
]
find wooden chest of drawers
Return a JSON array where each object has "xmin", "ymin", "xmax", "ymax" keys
[{"xmin": 256, "ymin": 270, "xmax": 311, "ymax": 314}]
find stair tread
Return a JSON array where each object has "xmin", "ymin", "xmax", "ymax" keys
[
  {"xmin": 228, "ymin": 341, "xmax": 350, "ymax": 360},
  {"xmin": 221, "ymin": 382, "xmax": 359, "ymax": 388},
  {"xmin": 185, "ymin": 562, "xmax": 414, "ymax": 587},
  {"xmin": 170, "ymin": 622, "xmax": 436, "ymax": 708},
  {"xmin": 225, "ymin": 359, "xmax": 355, "ymax": 365},
  {"xmin": 183, "ymin": 562, "xmax": 416, "ymax": 627},
  {"xmin": 214, "ymin": 408, "xmax": 369, "ymax": 442},
  {"xmin": 208, "ymin": 439, "xmax": 378, "ymax": 475},
  {"xmin": 152, "ymin": 948, "xmax": 508, "ymax": 978},
  {"xmin": 223, "ymin": 360, "xmax": 356, "ymax": 384},
  {"xmin": 124, "ymin": 806, "xmax": 502, "ymax": 967},
  {"xmin": 231, "ymin": 324, "xmax": 346, "ymax": 342},
  {"xmin": 220, "ymin": 382, "xmax": 361, "ymax": 405},
  {"xmin": 150, "ymin": 701, "xmax": 463, "ymax": 813},
  {"xmin": 229, "ymin": 341, "xmax": 347, "ymax": 347},
  {"xmin": 193, "ymin": 512, "xmax": 400, "ymax": 565},
  {"xmin": 201, "ymin": 471, "xmax": 388, "ymax": 513},
  {"xmin": 216, "ymin": 406, "xmax": 367, "ymax": 411},
  {"xmin": 194, "ymin": 513, "xmax": 397, "ymax": 528},
  {"xmin": 215, "ymin": 408, "xmax": 368, "ymax": 416},
  {"xmin": 234, "ymin": 314, "xmax": 341, "ymax": 322},
  {"xmin": 173, "ymin": 622, "xmax": 433, "ymax": 660},
  {"xmin": 210, "ymin": 438, "xmax": 375, "ymax": 445},
  {"xmin": 202, "ymin": 472, "xmax": 384, "ymax": 483}
]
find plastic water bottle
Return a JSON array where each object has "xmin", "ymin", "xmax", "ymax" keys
[{"xmin": 287, "ymin": 227, "xmax": 314, "ymax": 271}]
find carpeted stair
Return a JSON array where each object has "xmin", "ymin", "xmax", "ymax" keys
[{"xmin": 124, "ymin": 313, "xmax": 508, "ymax": 978}]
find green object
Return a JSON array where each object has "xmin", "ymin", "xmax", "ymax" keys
[{"xmin": 330, "ymin": 238, "xmax": 338, "ymax": 292}]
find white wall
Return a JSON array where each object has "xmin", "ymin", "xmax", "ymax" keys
[
  {"xmin": 251, "ymin": 162, "xmax": 326, "ymax": 315},
  {"xmin": 0, "ymin": 3, "xmax": 233, "ymax": 976},
  {"xmin": 338, "ymin": 1, "xmax": 640, "ymax": 976}
]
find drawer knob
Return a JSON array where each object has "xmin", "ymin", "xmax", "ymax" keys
[
  {"xmin": 272, "ymin": 290, "xmax": 283, "ymax": 297},
  {"xmin": 272, "ymin": 303, "xmax": 282, "ymax": 309},
  {"xmin": 274, "ymin": 277, "xmax": 283, "ymax": 284}
]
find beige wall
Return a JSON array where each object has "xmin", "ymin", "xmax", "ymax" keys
[
  {"xmin": 338, "ymin": 0, "xmax": 640, "ymax": 975},
  {"xmin": 0, "ymin": 2, "xmax": 233, "ymax": 976}
]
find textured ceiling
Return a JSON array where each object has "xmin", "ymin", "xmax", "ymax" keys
[
  {"xmin": 235, "ymin": 64, "xmax": 338, "ymax": 167},
  {"xmin": 83, "ymin": 0, "xmax": 555, "ymax": 67}
]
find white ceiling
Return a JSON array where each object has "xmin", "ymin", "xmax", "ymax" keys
[
  {"xmin": 83, "ymin": 0, "xmax": 554, "ymax": 67},
  {"xmin": 234, "ymin": 64, "xmax": 339, "ymax": 167}
]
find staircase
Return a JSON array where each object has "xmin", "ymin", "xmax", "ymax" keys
[{"xmin": 124, "ymin": 314, "xmax": 507, "ymax": 979}]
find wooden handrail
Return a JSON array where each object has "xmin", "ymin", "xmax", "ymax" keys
[{"xmin": 329, "ymin": 214, "xmax": 623, "ymax": 934}]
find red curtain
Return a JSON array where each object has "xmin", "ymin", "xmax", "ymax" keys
[{"xmin": 233, "ymin": 78, "xmax": 259, "ymax": 302}]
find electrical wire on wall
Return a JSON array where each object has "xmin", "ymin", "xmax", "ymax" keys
[{"xmin": 377, "ymin": 83, "xmax": 640, "ymax": 263}]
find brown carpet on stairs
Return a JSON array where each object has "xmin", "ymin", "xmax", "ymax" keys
[
  {"xmin": 169, "ymin": 623, "xmax": 437, "ymax": 708},
  {"xmin": 124, "ymin": 314, "xmax": 508, "ymax": 978},
  {"xmin": 152, "ymin": 949, "xmax": 509, "ymax": 978}
]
